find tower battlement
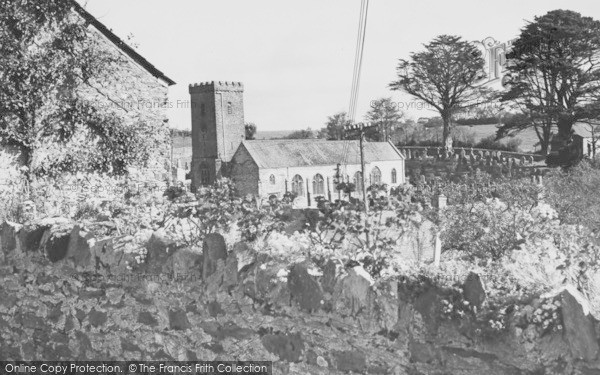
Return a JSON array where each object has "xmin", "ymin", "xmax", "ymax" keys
[{"xmin": 189, "ymin": 81, "xmax": 244, "ymax": 93}]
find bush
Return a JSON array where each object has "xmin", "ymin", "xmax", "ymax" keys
[{"xmin": 474, "ymin": 135, "xmax": 521, "ymax": 152}]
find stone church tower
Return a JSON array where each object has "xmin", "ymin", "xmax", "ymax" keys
[{"xmin": 189, "ymin": 81, "xmax": 245, "ymax": 190}]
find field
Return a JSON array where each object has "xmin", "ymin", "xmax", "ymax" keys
[{"xmin": 455, "ymin": 124, "xmax": 541, "ymax": 153}]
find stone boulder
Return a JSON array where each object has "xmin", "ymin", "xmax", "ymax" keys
[
  {"xmin": 202, "ymin": 233, "xmax": 227, "ymax": 280},
  {"xmin": 261, "ymin": 332, "xmax": 304, "ymax": 362},
  {"xmin": 168, "ymin": 308, "xmax": 191, "ymax": 331},
  {"xmin": 288, "ymin": 263, "xmax": 324, "ymax": 312},
  {"xmin": 463, "ymin": 272, "xmax": 486, "ymax": 309},
  {"xmin": 561, "ymin": 289, "xmax": 599, "ymax": 362}
]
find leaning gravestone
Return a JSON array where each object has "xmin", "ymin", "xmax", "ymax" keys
[
  {"xmin": 463, "ymin": 272, "xmax": 486, "ymax": 309},
  {"xmin": 561, "ymin": 289, "xmax": 599, "ymax": 362},
  {"xmin": 1, "ymin": 221, "xmax": 21, "ymax": 254},
  {"xmin": 288, "ymin": 263, "xmax": 324, "ymax": 312},
  {"xmin": 202, "ymin": 233, "xmax": 227, "ymax": 280}
]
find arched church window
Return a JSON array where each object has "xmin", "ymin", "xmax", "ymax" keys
[
  {"xmin": 391, "ymin": 168, "xmax": 397, "ymax": 184},
  {"xmin": 269, "ymin": 175, "xmax": 276, "ymax": 185},
  {"xmin": 371, "ymin": 167, "xmax": 382, "ymax": 185},
  {"xmin": 312, "ymin": 174, "xmax": 325, "ymax": 195},
  {"xmin": 291, "ymin": 175, "xmax": 304, "ymax": 196},
  {"xmin": 227, "ymin": 102, "xmax": 233, "ymax": 115}
]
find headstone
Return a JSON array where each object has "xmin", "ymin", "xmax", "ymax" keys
[
  {"xmin": 463, "ymin": 272, "xmax": 486, "ymax": 308},
  {"xmin": 65, "ymin": 225, "xmax": 93, "ymax": 268},
  {"xmin": 561, "ymin": 289, "xmax": 599, "ymax": 361},
  {"xmin": 17, "ymin": 223, "xmax": 48, "ymax": 253},
  {"xmin": 334, "ymin": 266, "xmax": 373, "ymax": 316},
  {"xmin": 1, "ymin": 221, "xmax": 22, "ymax": 254},
  {"xmin": 202, "ymin": 233, "xmax": 227, "ymax": 280},
  {"xmin": 288, "ymin": 263, "xmax": 324, "ymax": 312}
]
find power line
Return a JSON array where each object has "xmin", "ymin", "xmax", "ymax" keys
[{"xmin": 342, "ymin": 0, "xmax": 370, "ymax": 170}]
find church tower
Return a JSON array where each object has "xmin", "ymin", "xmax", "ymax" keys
[{"xmin": 189, "ymin": 81, "xmax": 245, "ymax": 190}]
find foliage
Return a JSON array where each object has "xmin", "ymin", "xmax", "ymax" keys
[
  {"xmin": 545, "ymin": 160, "xmax": 600, "ymax": 238},
  {"xmin": 390, "ymin": 35, "xmax": 487, "ymax": 150},
  {"xmin": 306, "ymin": 192, "xmax": 426, "ymax": 277},
  {"xmin": 436, "ymin": 173, "xmax": 544, "ymax": 260},
  {"xmin": 0, "ymin": 0, "xmax": 169, "ymax": 179},
  {"xmin": 245, "ymin": 122, "xmax": 257, "ymax": 140},
  {"xmin": 501, "ymin": 10, "xmax": 600, "ymax": 158},
  {"xmin": 321, "ymin": 112, "xmax": 350, "ymax": 140},
  {"xmin": 165, "ymin": 178, "xmax": 290, "ymax": 246},
  {"xmin": 285, "ymin": 128, "xmax": 315, "ymax": 139},
  {"xmin": 496, "ymin": 111, "xmax": 553, "ymax": 155},
  {"xmin": 0, "ymin": 150, "xmax": 28, "ymax": 221},
  {"xmin": 364, "ymin": 98, "xmax": 404, "ymax": 141},
  {"xmin": 474, "ymin": 135, "xmax": 521, "ymax": 152},
  {"xmin": 455, "ymin": 117, "xmax": 500, "ymax": 126}
]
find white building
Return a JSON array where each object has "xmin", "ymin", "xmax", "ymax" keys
[{"xmin": 230, "ymin": 139, "xmax": 406, "ymax": 207}]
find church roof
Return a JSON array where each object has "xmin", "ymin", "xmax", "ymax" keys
[{"xmin": 239, "ymin": 140, "xmax": 404, "ymax": 169}]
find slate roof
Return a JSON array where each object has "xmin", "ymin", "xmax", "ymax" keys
[
  {"xmin": 240, "ymin": 140, "xmax": 404, "ymax": 169},
  {"xmin": 71, "ymin": 1, "xmax": 176, "ymax": 86}
]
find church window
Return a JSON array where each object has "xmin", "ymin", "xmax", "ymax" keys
[
  {"xmin": 227, "ymin": 102, "xmax": 233, "ymax": 115},
  {"xmin": 269, "ymin": 175, "xmax": 276, "ymax": 185},
  {"xmin": 200, "ymin": 103, "xmax": 206, "ymax": 116},
  {"xmin": 200, "ymin": 164, "xmax": 210, "ymax": 185},
  {"xmin": 291, "ymin": 175, "xmax": 304, "ymax": 196},
  {"xmin": 391, "ymin": 168, "xmax": 397, "ymax": 184},
  {"xmin": 371, "ymin": 167, "xmax": 382, "ymax": 185},
  {"xmin": 312, "ymin": 174, "xmax": 325, "ymax": 195}
]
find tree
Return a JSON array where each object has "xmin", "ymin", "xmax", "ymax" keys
[
  {"xmin": 285, "ymin": 128, "xmax": 314, "ymax": 139},
  {"xmin": 322, "ymin": 112, "xmax": 350, "ymax": 140},
  {"xmin": 501, "ymin": 10, "xmax": 600, "ymax": 159},
  {"xmin": 389, "ymin": 35, "xmax": 486, "ymax": 151},
  {"xmin": 496, "ymin": 111, "xmax": 554, "ymax": 155},
  {"xmin": 0, "ymin": 0, "xmax": 168, "ymax": 179},
  {"xmin": 364, "ymin": 98, "xmax": 404, "ymax": 141},
  {"xmin": 245, "ymin": 122, "xmax": 257, "ymax": 140}
]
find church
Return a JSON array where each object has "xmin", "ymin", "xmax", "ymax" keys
[{"xmin": 188, "ymin": 81, "xmax": 405, "ymax": 207}]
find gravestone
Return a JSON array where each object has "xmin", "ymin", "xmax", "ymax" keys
[{"xmin": 202, "ymin": 233, "xmax": 227, "ymax": 280}]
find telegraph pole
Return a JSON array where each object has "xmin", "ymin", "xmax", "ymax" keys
[
  {"xmin": 359, "ymin": 129, "xmax": 369, "ymax": 216},
  {"xmin": 345, "ymin": 122, "xmax": 378, "ymax": 248}
]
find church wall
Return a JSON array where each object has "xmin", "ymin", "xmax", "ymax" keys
[
  {"xmin": 230, "ymin": 145, "xmax": 259, "ymax": 196},
  {"xmin": 256, "ymin": 159, "xmax": 405, "ymax": 205}
]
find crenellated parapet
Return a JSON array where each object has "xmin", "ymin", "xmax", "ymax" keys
[{"xmin": 189, "ymin": 81, "xmax": 244, "ymax": 93}]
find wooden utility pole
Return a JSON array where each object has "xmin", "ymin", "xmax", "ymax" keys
[
  {"xmin": 345, "ymin": 122, "xmax": 378, "ymax": 248},
  {"xmin": 359, "ymin": 130, "xmax": 369, "ymax": 216}
]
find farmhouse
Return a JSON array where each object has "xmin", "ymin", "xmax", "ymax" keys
[{"xmin": 188, "ymin": 81, "xmax": 405, "ymax": 206}]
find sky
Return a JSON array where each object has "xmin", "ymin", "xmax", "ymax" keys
[{"xmin": 78, "ymin": 0, "xmax": 600, "ymax": 132}]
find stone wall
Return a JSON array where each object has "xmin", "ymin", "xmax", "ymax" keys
[{"xmin": 1, "ymin": 219, "xmax": 598, "ymax": 374}]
